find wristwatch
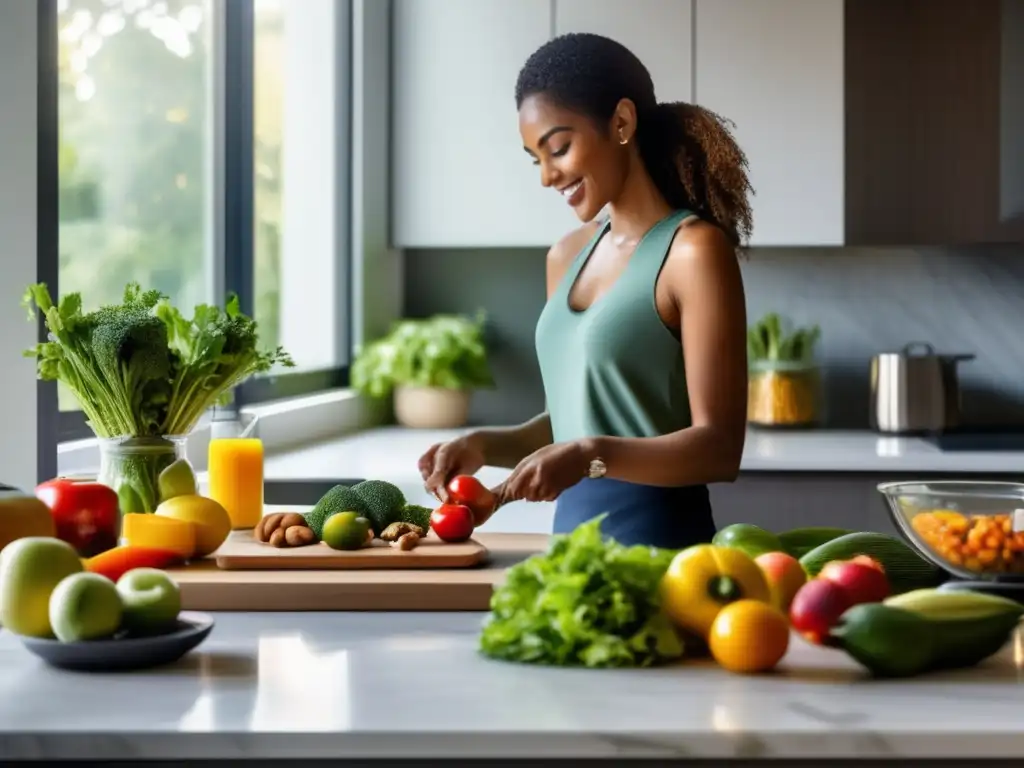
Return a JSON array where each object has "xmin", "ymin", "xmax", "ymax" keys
[{"xmin": 587, "ymin": 457, "xmax": 607, "ymax": 479}]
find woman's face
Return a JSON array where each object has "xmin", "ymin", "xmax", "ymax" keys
[{"xmin": 518, "ymin": 94, "xmax": 628, "ymax": 223}]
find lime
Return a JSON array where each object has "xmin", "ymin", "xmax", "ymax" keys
[
  {"xmin": 321, "ymin": 511, "xmax": 371, "ymax": 551},
  {"xmin": 712, "ymin": 524, "xmax": 784, "ymax": 559}
]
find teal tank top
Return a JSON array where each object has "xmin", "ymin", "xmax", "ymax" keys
[{"xmin": 535, "ymin": 209, "xmax": 693, "ymax": 444}]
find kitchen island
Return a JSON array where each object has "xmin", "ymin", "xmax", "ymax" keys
[{"xmin": 0, "ymin": 609, "xmax": 1021, "ymax": 760}]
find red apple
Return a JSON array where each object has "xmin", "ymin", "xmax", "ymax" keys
[
  {"xmin": 754, "ymin": 551, "xmax": 807, "ymax": 612},
  {"xmin": 819, "ymin": 560, "xmax": 890, "ymax": 605},
  {"xmin": 849, "ymin": 554, "xmax": 886, "ymax": 574},
  {"xmin": 789, "ymin": 578, "xmax": 854, "ymax": 646}
]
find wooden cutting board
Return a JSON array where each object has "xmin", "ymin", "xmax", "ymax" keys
[
  {"xmin": 214, "ymin": 529, "xmax": 489, "ymax": 570},
  {"xmin": 169, "ymin": 532, "xmax": 548, "ymax": 612}
]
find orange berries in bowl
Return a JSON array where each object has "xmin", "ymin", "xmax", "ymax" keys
[{"xmin": 910, "ymin": 509, "xmax": 1024, "ymax": 577}]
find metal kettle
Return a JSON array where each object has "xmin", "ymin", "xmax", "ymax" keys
[{"xmin": 869, "ymin": 342, "xmax": 975, "ymax": 435}]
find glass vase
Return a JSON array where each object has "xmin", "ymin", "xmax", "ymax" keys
[
  {"xmin": 97, "ymin": 435, "xmax": 189, "ymax": 514},
  {"xmin": 747, "ymin": 360, "xmax": 821, "ymax": 428}
]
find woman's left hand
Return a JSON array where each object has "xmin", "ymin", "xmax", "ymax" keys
[{"xmin": 491, "ymin": 440, "xmax": 591, "ymax": 505}]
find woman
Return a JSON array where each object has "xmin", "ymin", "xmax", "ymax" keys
[{"xmin": 418, "ymin": 32, "xmax": 754, "ymax": 549}]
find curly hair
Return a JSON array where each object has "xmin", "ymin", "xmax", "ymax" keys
[{"xmin": 515, "ymin": 32, "xmax": 754, "ymax": 249}]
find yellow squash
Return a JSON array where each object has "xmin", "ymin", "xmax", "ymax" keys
[{"xmin": 660, "ymin": 544, "xmax": 771, "ymax": 639}]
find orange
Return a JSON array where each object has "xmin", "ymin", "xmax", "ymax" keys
[{"xmin": 708, "ymin": 599, "xmax": 790, "ymax": 674}]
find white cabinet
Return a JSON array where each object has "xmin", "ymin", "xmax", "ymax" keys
[
  {"xmin": 554, "ymin": 0, "xmax": 693, "ymax": 103},
  {"xmin": 694, "ymin": 0, "xmax": 845, "ymax": 246},
  {"xmin": 391, "ymin": 0, "xmax": 577, "ymax": 248},
  {"xmin": 392, "ymin": 0, "xmax": 846, "ymax": 249}
]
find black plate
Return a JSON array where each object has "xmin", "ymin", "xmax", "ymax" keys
[{"xmin": 15, "ymin": 611, "xmax": 214, "ymax": 672}]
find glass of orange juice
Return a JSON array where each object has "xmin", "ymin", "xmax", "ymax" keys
[{"xmin": 208, "ymin": 413, "xmax": 264, "ymax": 530}]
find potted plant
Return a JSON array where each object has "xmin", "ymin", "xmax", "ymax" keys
[{"xmin": 351, "ymin": 312, "xmax": 494, "ymax": 429}]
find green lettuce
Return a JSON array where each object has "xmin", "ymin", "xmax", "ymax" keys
[{"xmin": 479, "ymin": 517, "xmax": 685, "ymax": 668}]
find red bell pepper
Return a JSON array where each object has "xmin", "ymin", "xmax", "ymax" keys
[
  {"xmin": 35, "ymin": 477, "xmax": 120, "ymax": 557},
  {"xmin": 83, "ymin": 545, "xmax": 184, "ymax": 583}
]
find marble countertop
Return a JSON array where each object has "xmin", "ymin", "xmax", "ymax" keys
[
  {"xmin": 1, "ymin": 611, "xmax": 1022, "ymax": 759},
  {"xmin": 263, "ymin": 425, "xmax": 1024, "ymax": 483}
]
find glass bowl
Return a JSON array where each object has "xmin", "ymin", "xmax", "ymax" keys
[{"xmin": 878, "ymin": 480, "xmax": 1024, "ymax": 582}]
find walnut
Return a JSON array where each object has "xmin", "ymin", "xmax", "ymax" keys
[
  {"xmin": 391, "ymin": 532, "xmax": 421, "ymax": 551},
  {"xmin": 284, "ymin": 525, "xmax": 316, "ymax": 547},
  {"xmin": 380, "ymin": 522, "xmax": 425, "ymax": 542},
  {"xmin": 255, "ymin": 512, "xmax": 307, "ymax": 542},
  {"xmin": 364, "ymin": 528, "xmax": 376, "ymax": 547},
  {"xmin": 257, "ymin": 512, "xmax": 315, "ymax": 547}
]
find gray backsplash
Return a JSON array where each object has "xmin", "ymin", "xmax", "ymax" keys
[{"xmin": 403, "ymin": 243, "xmax": 1024, "ymax": 429}]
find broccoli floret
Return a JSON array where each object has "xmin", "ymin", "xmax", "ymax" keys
[
  {"xmin": 351, "ymin": 480, "xmax": 406, "ymax": 532},
  {"xmin": 304, "ymin": 485, "xmax": 375, "ymax": 539},
  {"xmin": 398, "ymin": 503, "xmax": 432, "ymax": 533},
  {"xmin": 89, "ymin": 304, "xmax": 174, "ymax": 437}
]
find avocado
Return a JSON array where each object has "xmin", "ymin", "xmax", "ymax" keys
[
  {"xmin": 351, "ymin": 480, "xmax": 406, "ymax": 533},
  {"xmin": 304, "ymin": 485, "xmax": 375, "ymax": 539}
]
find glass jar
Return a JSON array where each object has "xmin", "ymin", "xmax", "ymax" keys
[
  {"xmin": 747, "ymin": 360, "xmax": 821, "ymax": 428},
  {"xmin": 97, "ymin": 435, "xmax": 189, "ymax": 514}
]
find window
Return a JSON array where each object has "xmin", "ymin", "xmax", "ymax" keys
[{"xmin": 54, "ymin": 0, "xmax": 351, "ymax": 442}]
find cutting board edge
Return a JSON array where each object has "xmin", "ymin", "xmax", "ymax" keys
[{"xmin": 212, "ymin": 537, "xmax": 490, "ymax": 571}]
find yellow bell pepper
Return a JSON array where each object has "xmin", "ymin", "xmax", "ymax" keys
[{"xmin": 660, "ymin": 544, "xmax": 771, "ymax": 639}]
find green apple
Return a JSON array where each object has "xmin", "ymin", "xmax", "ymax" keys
[
  {"xmin": 116, "ymin": 567, "xmax": 181, "ymax": 632},
  {"xmin": 158, "ymin": 459, "xmax": 198, "ymax": 502},
  {"xmin": 48, "ymin": 571, "xmax": 123, "ymax": 642},
  {"xmin": 0, "ymin": 536, "xmax": 84, "ymax": 638}
]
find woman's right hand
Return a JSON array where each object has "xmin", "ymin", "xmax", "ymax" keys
[{"xmin": 418, "ymin": 432, "xmax": 487, "ymax": 502}]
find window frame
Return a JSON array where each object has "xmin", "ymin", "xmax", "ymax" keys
[{"xmin": 53, "ymin": 0, "xmax": 354, "ymax": 444}]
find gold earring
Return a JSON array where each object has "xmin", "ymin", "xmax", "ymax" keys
[{"xmin": 619, "ymin": 133, "xmax": 629, "ymax": 145}]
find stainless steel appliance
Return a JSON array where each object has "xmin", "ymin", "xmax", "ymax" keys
[{"xmin": 869, "ymin": 342, "xmax": 975, "ymax": 434}]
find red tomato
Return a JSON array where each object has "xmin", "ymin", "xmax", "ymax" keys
[
  {"xmin": 430, "ymin": 503, "xmax": 475, "ymax": 543},
  {"xmin": 35, "ymin": 478, "xmax": 120, "ymax": 558},
  {"xmin": 447, "ymin": 475, "xmax": 495, "ymax": 524},
  {"xmin": 789, "ymin": 578, "xmax": 853, "ymax": 646},
  {"xmin": 819, "ymin": 560, "xmax": 891, "ymax": 605}
]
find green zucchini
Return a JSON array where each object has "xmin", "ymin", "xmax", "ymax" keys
[
  {"xmin": 829, "ymin": 603, "xmax": 936, "ymax": 678},
  {"xmin": 777, "ymin": 527, "xmax": 855, "ymax": 559},
  {"xmin": 830, "ymin": 601, "xmax": 1019, "ymax": 678},
  {"xmin": 799, "ymin": 531, "xmax": 946, "ymax": 594}
]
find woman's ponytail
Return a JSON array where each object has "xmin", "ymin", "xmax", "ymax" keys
[{"xmin": 636, "ymin": 101, "xmax": 754, "ymax": 250}]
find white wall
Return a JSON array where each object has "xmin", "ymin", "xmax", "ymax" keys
[{"xmin": 0, "ymin": 2, "xmax": 42, "ymax": 491}]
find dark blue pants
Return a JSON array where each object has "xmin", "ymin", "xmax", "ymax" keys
[{"xmin": 552, "ymin": 476, "xmax": 717, "ymax": 549}]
